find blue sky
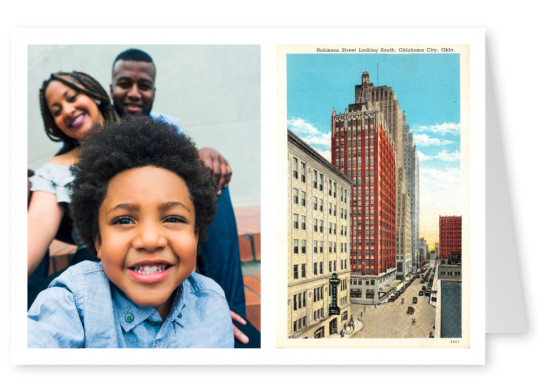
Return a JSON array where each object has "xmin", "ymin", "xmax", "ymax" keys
[{"xmin": 287, "ymin": 53, "xmax": 462, "ymax": 245}]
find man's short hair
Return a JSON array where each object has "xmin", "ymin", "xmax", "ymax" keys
[
  {"xmin": 70, "ymin": 116, "xmax": 218, "ymax": 256},
  {"xmin": 112, "ymin": 48, "xmax": 156, "ymax": 72}
]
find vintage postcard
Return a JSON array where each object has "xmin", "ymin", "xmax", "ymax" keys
[{"xmin": 276, "ymin": 35, "xmax": 485, "ymax": 356}]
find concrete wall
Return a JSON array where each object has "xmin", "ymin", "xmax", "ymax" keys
[{"xmin": 27, "ymin": 44, "xmax": 260, "ymax": 207}]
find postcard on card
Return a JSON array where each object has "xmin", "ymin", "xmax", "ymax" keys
[{"xmin": 276, "ymin": 35, "xmax": 485, "ymax": 355}]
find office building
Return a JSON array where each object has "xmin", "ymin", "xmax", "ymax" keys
[
  {"xmin": 439, "ymin": 216, "xmax": 462, "ymax": 261},
  {"xmin": 331, "ymin": 106, "xmax": 396, "ymax": 304},
  {"xmin": 288, "ymin": 130, "xmax": 352, "ymax": 338}
]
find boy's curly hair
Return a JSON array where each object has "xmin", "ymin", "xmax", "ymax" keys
[{"xmin": 69, "ymin": 116, "xmax": 218, "ymax": 256}]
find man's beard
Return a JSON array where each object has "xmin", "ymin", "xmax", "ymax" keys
[{"xmin": 113, "ymin": 101, "xmax": 152, "ymax": 117}]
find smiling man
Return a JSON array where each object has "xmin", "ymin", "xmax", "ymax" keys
[{"xmin": 110, "ymin": 57, "xmax": 156, "ymax": 117}]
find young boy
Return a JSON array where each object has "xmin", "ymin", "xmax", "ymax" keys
[{"xmin": 27, "ymin": 116, "xmax": 234, "ymax": 348}]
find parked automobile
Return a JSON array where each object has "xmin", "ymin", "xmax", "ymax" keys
[
  {"xmin": 412, "ymin": 297, "xmax": 418, "ymax": 304},
  {"xmin": 419, "ymin": 290, "xmax": 424, "ymax": 296}
]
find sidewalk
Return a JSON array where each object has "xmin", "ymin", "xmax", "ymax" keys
[{"xmin": 328, "ymin": 318, "xmax": 364, "ymax": 338}]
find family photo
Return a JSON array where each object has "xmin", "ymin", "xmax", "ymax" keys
[{"xmin": 26, "ymin": 44, "xmax": 261, "ymax": 349}]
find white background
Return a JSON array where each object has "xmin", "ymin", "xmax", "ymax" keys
[{"xmin": 2, "ymin": 0, "xmax": 547, "ymax": 388}]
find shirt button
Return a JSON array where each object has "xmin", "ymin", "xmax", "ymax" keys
[{"xmin": 125, "ymin": 313, "xmax": 134, "ymax": 323}]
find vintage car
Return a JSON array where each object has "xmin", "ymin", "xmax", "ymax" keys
[
  {"xmin": 412, "ymin": 297, "xmax": 418, "ymax": 304},
  {"xmin": 407, "ymin": 306, "xmax": 415, "ymax": 315}
]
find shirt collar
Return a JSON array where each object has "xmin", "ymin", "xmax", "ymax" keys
[
  {"xmin": 167, "ymin": 282, "xmax": 188, "ymax": 328},
  {"xmin": 111, "ymin": 283, "xmax": 188, "ymax": 332}
]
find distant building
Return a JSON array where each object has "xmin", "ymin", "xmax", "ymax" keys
[
  {"xmin": 403, "ymin": 115, "xmax": 420, "ymax": 271},
  {"xmin": 438, "ymin": 257, "xmax": 462, "ymax": 282},
  {"xmin": 439, "ymin": 216, "xmax": 462, "ymax": 261},
  {"xmin": 288, "ymin": 130, "xmax": 352, "ymax": 338},
  {"xmin": 419, "ymin": 237, "xmax": 428, "ymax": 269}
]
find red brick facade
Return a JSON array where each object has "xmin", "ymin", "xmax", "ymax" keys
[
  {"xmin": 439, "ymin": 216, "xmax": 462, "ymax": 261},
  {"xmin": 331, "ymin": 112, "xmax": 396, "ymax": 277}
]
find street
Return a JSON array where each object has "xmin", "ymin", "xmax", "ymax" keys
[{"xmin": 351, "ymin": 274, "xmax": 436, "ymax": 338}]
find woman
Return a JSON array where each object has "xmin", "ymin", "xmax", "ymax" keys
[{"xmin": 28, "ymin": 71, "xmax": 118, "ymax": 279}]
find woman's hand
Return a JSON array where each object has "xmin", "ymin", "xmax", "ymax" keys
[
  {"xmin": 230, "ymin": 310, "xmax": 249, "ymax": 344},
  {"xmin": 27, "ymin": 191, "xmax": 65, "ymax": 277}
]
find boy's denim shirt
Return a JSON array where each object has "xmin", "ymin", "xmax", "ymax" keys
[{"xmin": 28, "ymin": 261, "xmax": 234, "ymax": 348}]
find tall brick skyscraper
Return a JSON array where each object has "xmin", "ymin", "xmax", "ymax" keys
[
  {"xmin": 354, "ymin": 72, "xmax": 414, "ymax": 280},
  {"xmin": 331, "ymin": 71, "xmax": 418, "ymax": 304},
  {"xmin": 332, "ymin": 106, "xmax": 396, "ymax": 304}
]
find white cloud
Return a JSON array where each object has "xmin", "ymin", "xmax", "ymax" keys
[
  {"xmin": 412, "ymin": 122, "xmax": 460, "ymax": 135},
  {"xmin": 418, "ymin": 150, "xmax": 460, "ymax": 162},
  {"xmin": 315, "ymin": 149, "xmax": 332, "ymax": 162},
  {"xmin": 413, "ymin": 133, "xmax": 454, "ymax": 147},
  {"xmin": 288, "ymin": 117, "xmax": 331, "ymax": 151},
  {"xmin": 417, "ymin": 150, "xmax": 431, "ymax": 162},
  {"xmin": 436, "ymin": 150, "xmax": 460, "ymax": 162},
  {"xmin": 418, "ymin": 166, "xmax": 463, "ymax": 243},
  {"xmin": 419, "ymin": 167, "xmax": 462, "ymax": 208}
]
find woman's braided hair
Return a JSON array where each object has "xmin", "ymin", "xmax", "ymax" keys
[{"xmin": 39, "ymin": 71, "xmax": 119, "ymax": 155}]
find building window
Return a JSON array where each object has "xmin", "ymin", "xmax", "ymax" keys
[
  {"xmin": 313, "ymin": 196, "xmax": 318, "ymax": 210},
  {"xmin": 301, "ymin": 240, "xmax": 306, "ymax": 254},
  {"xmin": 293, "ymin": 265, "xmax": 298, "ymax": 279},
  {"xmin": 313, "ymin": 170, "xmax": 318, "ymax": 188},
  {"xmin": 301, "ymin": 215, "xmax": 306, "ymax": 230},
  {"xmin": 300, "ymin": 162, "xmax": 306, "ymax": 182},
  {"xmin": 292, "ymin": 157, "xmax": 298, "ymax": 179},
  {"xmin": 300, "ymin": 191, "xmax": 306, "ymax": 206},
  {"xmin": 293, "ymin": 239, "xmax": 299, "ymax": 254},
  {"xmin": 293, "ymin": 188, "xmax": 298, "ymax": 204},
  {"xmin": 301, "ymin": 264, "xmax": 306, "ymax": 278},
  {"xmin": 319, "ymin": 174, "xmax": 324, "ymax": 191},
  {"xmin": 293, "ymin": 214, "xmax": 298, "ymax": 229}
]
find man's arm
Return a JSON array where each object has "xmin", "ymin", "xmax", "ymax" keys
[{"xmin": 198, "ymin": 147, "xmax": 232, "ymax": 194}]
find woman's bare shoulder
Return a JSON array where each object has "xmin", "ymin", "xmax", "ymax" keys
[{"xmin": 48, "ymin": 148, "xmax": 80, "ymax": 166}]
